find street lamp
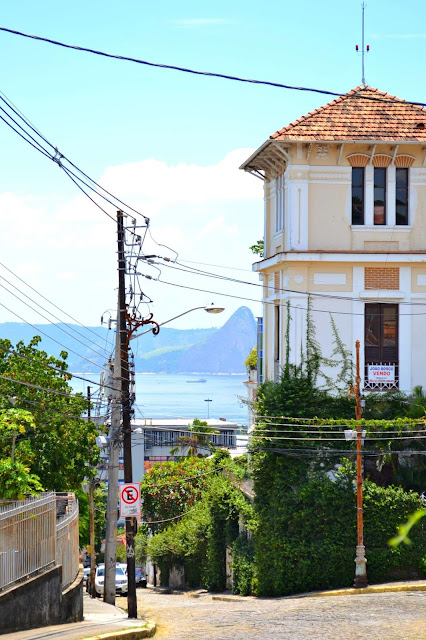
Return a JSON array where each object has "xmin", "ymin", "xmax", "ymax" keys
[
  {"xmin": 204, "ymin": 398, "xmax": 212, "ymax": 419},
  {"xmin": 348, "ymin": 339, "xmax": 368, "ymax": 589},
  {"xmin": 130, "ymin": 304, "xmax": 225, "ymax": 341}
]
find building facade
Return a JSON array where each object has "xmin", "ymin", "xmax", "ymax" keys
[{"xmin": 241, "ymin": 86, "xmax": 426, "ymax": 393}]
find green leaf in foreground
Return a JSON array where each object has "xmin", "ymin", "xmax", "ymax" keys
[{"xmin": 388, "ymin": 509, "xmax": 426, "ymax": 547}]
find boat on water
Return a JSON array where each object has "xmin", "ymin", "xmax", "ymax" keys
[{"xmin": 186, "ymin": 378, "xmax": 207, "ymax": 383}]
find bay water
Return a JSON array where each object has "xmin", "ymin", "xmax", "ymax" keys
[{"xmin": 72, "ymin": 373, "xmax": 249, "ymax": 425}]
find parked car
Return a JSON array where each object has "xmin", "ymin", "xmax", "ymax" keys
[
  {"xmin": 83, "ymin": 567, "xmax": 90, "ymax": 585},
  {"xmin": 135, "ymin": 567, "xmax": 147, "ymax": 588},
  {"xmin": 95, "ymin": 564, "xmax": 128, "ymax": 596}
]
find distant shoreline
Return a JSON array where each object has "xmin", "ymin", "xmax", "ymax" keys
[{"xmin": 71, "ymin": 371, "xmax": 247, "ymax": 376}]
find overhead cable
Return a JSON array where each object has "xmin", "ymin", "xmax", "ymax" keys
[{"xmin": 2, "ymin": 26, "xmax": 426, "ymax": 107}]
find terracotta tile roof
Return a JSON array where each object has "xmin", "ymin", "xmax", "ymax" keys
[{"xmin": 270, "ymin": 86, "xmax": 426, "ymax": 142}]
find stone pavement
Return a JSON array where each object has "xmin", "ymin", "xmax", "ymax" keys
[
  {"xmin": 5, "ymin": 592, "xmax": 155, "ymax": 640},
  {"xmin": 123, "ymin": 581, "xmax": 426, "ymax": 640},
  {"xmin": 4, "ymin": 581, "xmax": 426, "ymax": 640}
]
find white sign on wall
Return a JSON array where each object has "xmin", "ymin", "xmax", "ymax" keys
[
  {"xmin": 367, "ymin": 365, "xmax": 395, "ymax": 383},
  {"xmin": 119, "ymin": 483, "xmax": 141, "ymax": 517}
]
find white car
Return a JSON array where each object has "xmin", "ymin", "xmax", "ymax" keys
[{"xmin": 95, "ymin": 564, "xmax": 128, "ymax": 596}]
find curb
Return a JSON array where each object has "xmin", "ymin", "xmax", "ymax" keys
[
  {"xmin": 80, "ymin": 621, "xmax": 156, "ymax": 640},
  {"xmin": 212, "ymin": 595, "xmax": 246, "ymax": 602},
  {"xmin": 210, "ymin": 581, "xmax": 426, "ymax": 602},
  {"xmin": 302, "ymin": 583, "xmax": 426, "ymax": 598}
]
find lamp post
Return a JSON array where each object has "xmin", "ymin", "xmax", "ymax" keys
[
  {"xmin": 204, "ymin": 398, "xmax": 212, "ymax": 419},
  {"xmin": 348, "ymin": 339, "xmax": 368, "ymax": 588}
]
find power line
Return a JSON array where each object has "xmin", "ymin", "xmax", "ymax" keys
[
  {"xmin": 0, "ymin": 277, "xmax": 109, "ymax": 360},
  {"xmin": 0, "ymin": 89, "xmax": 149, "ymax": 223},
  {"xmin": 141, "ymin": 275, "xmax": 426, "ymax": 317},
  {"xmin": 155, "ymin": 257, "xmax": 426, "ymax": 310},
  {"xmin": 0, "ymin": 91, "xmax": 150, "ymax": 228},
  {"xmin": 0, "ymin": 260, "xmax": 111, "ymax": 346},
  {"xmin": 0, "ymin": 344, "xmax": 118, "ymax": 395},
  {"xmin": 0, "ymin": 299, "xmax": 105, "ymax": 372},
  {"xmin": 0, "ymin": 373, "xmax": 90, "ymax": 399},
  {"xmin": 2, "ymin": 26, "xmax": 426, "ymax": 107}
]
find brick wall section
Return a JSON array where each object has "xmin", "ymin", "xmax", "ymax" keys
[{"xmin": 365, "ymin": 267, "xmax": 399, "ymax": 290}]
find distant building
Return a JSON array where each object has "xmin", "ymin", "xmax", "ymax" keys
[
  {"xmin": 241, "ymin": 85, "xmax": 426, "ymax": 393},
  {"xmin": 133, "ymin": 418, "xmax": 241, "ymax": 480}
]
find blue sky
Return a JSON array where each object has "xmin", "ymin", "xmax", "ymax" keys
[{"xmin": 0, "ymin": 0, "xmax": 426, "ymax": 335}]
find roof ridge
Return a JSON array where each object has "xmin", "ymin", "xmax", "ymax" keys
[{"xmin": 270, "ymin": 85, "xmax": 426, "ymax": 141}]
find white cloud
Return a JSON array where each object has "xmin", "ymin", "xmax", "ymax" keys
[
  {"xmin": 0, "ymin": 149, "xmax": 263, "ymax": 328},
  {"xmin": 99, "ymin": 148, "xmax": 259, "ymax": 215},
  {"xmin": 197, "ymin": 216, "xmax": 238, "ymax": 238}
]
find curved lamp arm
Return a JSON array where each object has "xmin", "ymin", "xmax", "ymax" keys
[{"xmin": 130, "ymin": 304, "xmax": 224, "ymax": 341}]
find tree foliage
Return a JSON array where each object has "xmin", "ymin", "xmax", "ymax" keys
[
  {"xmin": 140, "ymin": 457, "xmax": 212, "ymax": 532},
  {"xmin": 171, "ymin": 419, "xmax": 219, "ymax": 457},
  {"xmin": 249, "ymin": 239, "xmax": 264, "ymax": 257},
  {"xmin": 0, "ymin": 336, "xmax": 99, "ymax": 494},
  {"xmin": 147, "ymin": 458, "xmax": 253, "ymax": 591}
]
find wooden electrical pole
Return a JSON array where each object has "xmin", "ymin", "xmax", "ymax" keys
[{"xmin": 117, "ymin": 210, "xmax": 137, "ymax": 618}]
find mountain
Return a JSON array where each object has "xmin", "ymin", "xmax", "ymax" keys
[
  {"xmin": 0, "ymin": 307, "xmax": 256, "ymax": 374},
  {"xmin": 137, "ymin": 307, "xmax": 257, "ymax": 374}
]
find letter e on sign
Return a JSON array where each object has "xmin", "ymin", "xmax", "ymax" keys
[{"xmin": 119, "ymin": 483, "xmax": 141, "ymax": 517}]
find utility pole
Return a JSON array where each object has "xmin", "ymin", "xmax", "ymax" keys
[
  {"xmin": 88, "ymin": 386, "xmax": 97, "ymax": 598},
  {"xmin": 349, "ymin": 340, "xmax": 368, "ymax": 588},
  {"xmin": 117, "ymin": 210, "xmax": 137, "ymax": 618},
  {"xmin": 103, "ymin": 323, "xmax": 122, "ymax": 604}
]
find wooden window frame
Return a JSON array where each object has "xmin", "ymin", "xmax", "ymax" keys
[
  {"xmin": 396, "ymin": 167, "xmax": 409, "ymax": 226},
  {"xmin": 373, "ymin": 167, "xmax": 387, "ymax": 225},
  {"xmin": 352, "ymin": 167, "xmax": 365, "ymax": 225}
]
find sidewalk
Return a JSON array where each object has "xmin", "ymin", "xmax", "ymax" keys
[{"xmin": 4, "ymin": 592, "xmax": 155, "ymax": 640}]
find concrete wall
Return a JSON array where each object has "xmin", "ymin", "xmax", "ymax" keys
[{"xmin": 0, "ymin": 565, "xmax": 83, "ymax": 635}]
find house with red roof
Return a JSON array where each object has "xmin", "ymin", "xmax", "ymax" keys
[{"xmin": 241, "ymin": 86, "xmax": 426, "ymax": 392}]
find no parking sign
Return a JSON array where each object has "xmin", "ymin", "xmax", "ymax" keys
[{"xmin": 119, "ymin": 483, "xmax": 141, "ymax": 517}]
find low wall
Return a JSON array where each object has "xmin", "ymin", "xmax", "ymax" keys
[{"xmin": 0, "ymin": 565, "xmax": 83, "ymax": 635}]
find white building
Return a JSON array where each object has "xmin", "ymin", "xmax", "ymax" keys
[
  {"xmin": 241, "ymin": 85, "xmax": 426, "ymax": 393},
  {"xmin": 131, "ymin": 418, "xmax": 241, "ymax": 480}
]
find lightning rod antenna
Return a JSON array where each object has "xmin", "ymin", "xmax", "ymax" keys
[{"xmin": 355, "ymin": 2, "xmax": 369, "ymax": 86}]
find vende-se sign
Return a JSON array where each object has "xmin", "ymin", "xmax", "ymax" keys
[
  {"xmin": 367, "ymin": 365, "xmax": 395, "ymax": 383},
  {"xmin": 119, "ymin": 483, "xmax": 141, "ymax": 517}
]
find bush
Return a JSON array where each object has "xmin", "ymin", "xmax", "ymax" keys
[
  {"xmin": 252, "ymin": 455, "xmax": 426, "ymax": 596},
  {"xmin": 231, "ymin": 532, "xmax": 255, "ymax": 596}
]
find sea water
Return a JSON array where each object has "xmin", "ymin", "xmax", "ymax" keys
[{"xmin": 72, "ymin": 373, "xmax": 249, "ymax": 425}]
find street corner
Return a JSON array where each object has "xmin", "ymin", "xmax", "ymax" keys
[{"xmin": 80, "ymin": 620, "xmax": 156, "ymax": 640}]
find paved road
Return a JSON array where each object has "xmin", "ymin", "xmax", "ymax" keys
[{"xmin": 121, "ymin": 589, "xmax": 426, "ymax": 640}]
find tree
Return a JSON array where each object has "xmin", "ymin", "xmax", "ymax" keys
[
  {"xmin": 249, "ymin": 239, "xmax": 264, "ymax": 257},
  {"xmin": 244, "ymin": 347, "xmax": 257, "ymax": 373},
  {"xmin": 171, "ymin": 419, "xmax": 219, "ymax": 457},
  {"xmin": 140, "ymin": 457, "xmax": 211, "ymax": 532},
  {"xmin": 0, "ymin": 408, "xmax": 43, "ymax": 499},
  {"xmin": 0, "ymin": 336, "xmax": 99, "ymax": 493}
]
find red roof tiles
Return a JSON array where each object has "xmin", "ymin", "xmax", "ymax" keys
[{"xmin": 270, "ymin": 86, "xmax": 426, "ymax": 142}]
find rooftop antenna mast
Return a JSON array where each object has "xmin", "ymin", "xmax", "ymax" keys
[{"xmin": 355, "ymin": 2, "xmax": 369, "ymax": 86}]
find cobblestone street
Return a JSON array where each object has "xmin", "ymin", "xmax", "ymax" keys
[{"xmin": 118, "ymin": 589, "xmax": 426, "ymax": 640}]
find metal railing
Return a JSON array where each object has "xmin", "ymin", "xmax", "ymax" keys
[
  {"xmin": 0, "ymin": 492, "xmax": 79, "ymax": 593},
  {"xmin": 55, "ymin": 493, "xmax": 80, "ymax": 591}
]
